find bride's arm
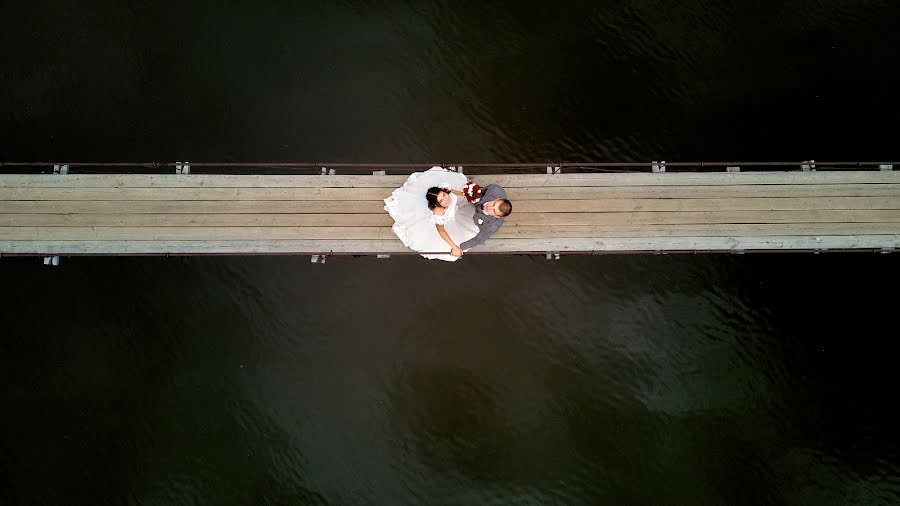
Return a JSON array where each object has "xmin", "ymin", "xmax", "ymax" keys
[
  {"xmin": 438, "ymin": 180, "xmax": 464, "ymax": 197},
  {"xmin": 435, "ymin": 224, "xmax": 463, "ymax": 257},
  {"xmin": 439, "ymin": 183, "xmax": 465, "ymax": 197}
]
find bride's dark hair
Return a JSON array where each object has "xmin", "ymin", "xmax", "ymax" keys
[{"xmin": 425, "ymin": 187, "xmax": 448, "ymax": 210}]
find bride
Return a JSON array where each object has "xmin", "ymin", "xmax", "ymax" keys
[{"xmin": 384, "ymin": 166, "xmax": 480, "ymax": 261}]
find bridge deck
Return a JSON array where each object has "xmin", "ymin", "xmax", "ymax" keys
[{"xmin": 1, "ymin": 171, "xmax": 899, "ymax": 255}]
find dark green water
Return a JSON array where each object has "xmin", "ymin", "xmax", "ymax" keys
[{"xmin": 2, "ymin": 2, "xmax": 900, "ymax": 505}]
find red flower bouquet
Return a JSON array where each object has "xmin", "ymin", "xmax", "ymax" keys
[{"xmin": 463, "ymin": 181, "xmax": 483, "ymax": 203}]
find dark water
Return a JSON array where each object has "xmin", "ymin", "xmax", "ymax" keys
[{"xmin": 2, "ymin": 2, "xmax": 900, "ymax": 505}]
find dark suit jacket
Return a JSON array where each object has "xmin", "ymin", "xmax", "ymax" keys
[{"xmin": 459, "ymin": 184, "xmax": 507, "ymax": 250}]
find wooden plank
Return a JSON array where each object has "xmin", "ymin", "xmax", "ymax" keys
[
  {"xmin": 4, "ymin": 183, "xmax": 900, "ymax": 201},
  {"xmin": 474, "ymin": 236, "xmax": 900, "ymax": 251},
  {"xmin": 515, "ymin": 197, "xmax": 900, "ymax": 213},
  {"xmin": 0, "ymin": 239, "xmax": 403, "ymax": 254},
  {"xmin": 474, "ymin": 172, "xmax": 900, "ymax": 187},
  {"xmin": 480, "ymin": 236, "xmax": 900, "ymax": 252},
  {"xmin": 0, "ymin": 174, "xmax": 411, "ymax": 188},
  {"xmin": 506, "ymin": 184, "xmax": 900, "ymax": 199},
  {"xmin": 0, "ymin": 187, "xmax": 394, "ymax": 201},
  {"xmin": 0, "ymin": 226, "xmax": 394, "ymax": 240},
  {"xmin": 3, "ymin": 210, "xmax": 898, "ymax": 227},
  {"xmin": 503, "ymin": 210, "xmax": 900, "ymax": 225},
  {"xmin": 3, "ymin": 171, "xmax": 900, "ymax": 188},
  {"xmin": 0, "ymin": 200, "xmax": 386, "ymax": 214},
  {"xmin": 3, "ymin": 196, "xmax": 895, "ymax": 214},
  {"xmin": 3, "ymin": 235, "xmax": 898, "ymax": 254},
  {"xmin": 2, "ymin": 223, "xmax": 897, "ymax": 241},
  {"xmin": 0, "ymin": 213, "xmax": 394, "ymax": 227},
  {"xmin": 495, "ymin": 223, "xmax": 900, "ymax": 238}
]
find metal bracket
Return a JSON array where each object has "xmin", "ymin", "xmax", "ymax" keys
[
  {"xmin": 53, "ymin": 164, "xmax": 68, "ymax": 175},
  {"xmin": 310, "ymin": 254, "xmax": 326, "ymax": 264},
  {"xmin": 372, "ymin": 170, "xmax": 386, "ymax": 176},
  {"xmin": 43, "ymin": 256, "xmax": 60, "ymax": 266},
  {"xmin": 318, "ymin": 167, "xmax": 335, "ymax": 175},
  {"xmin": 726, "ymin": 166, "xmax": 740, "ymax": 173},
  {"xmin": 801, "ymin": 160, "xmax": 816, "ymax": 171},
  {"xmin": 546, "ymin": 166, "xmax": 561, "ymax": 175},
  {"xmin": 880, "ymin": 247, "xmax": 895, "ymax": 254},
  {"xmin": 376, "ymin": 254, "xmax": 391, "ymax": 259},
  {"xmin": 175, "ymin": 162, "xmax": 190, "ymax": 174},
  {"xmin": 651, "ymin": 161, "xmax": 666, "ymax": 173},
  {"xmin": 880, "ymin": 164, "xmax": 893, "ymax": 171},
  {"xmin": 448, "ymin": 166, "xmax": 464, "ymax": 174},
  {"xmin": 545, "ymin": 252, "xmax": 560, "ymax": 260}
]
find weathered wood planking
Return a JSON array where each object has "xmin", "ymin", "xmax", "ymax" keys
[
  {"xmin": 2, "ymin": 171, "xmax": 899, "ymax": 255},
  {"xmin": 2, "ymin": 236, "xmax": 898, "ymax": 255},
  {"xmin": 3, "ymin": 171, "xmax": 900, "ymax": 187},
  {"xmin": 0, "ymin": 223, "xmax": 896, "ymax": 241},
  {"xmin": 3, "ymin": 210, "xmax": 899, "ymax": 227},
  {"xmin": 3, "ymin": 184, "xmax": 900, "ymax": 200},
  {"xmin": 3, "ymin": 197, "xmax": 899, "ymax": 215}
]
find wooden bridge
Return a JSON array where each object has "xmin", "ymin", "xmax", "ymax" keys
[{"xmin": 1, "ymin": 163, "xmax": 899, "ymax": 257}]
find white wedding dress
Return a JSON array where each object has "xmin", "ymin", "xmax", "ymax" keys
[{"xmin": 384, "ymin": 167, "xmax": 480, "ymax": 261}]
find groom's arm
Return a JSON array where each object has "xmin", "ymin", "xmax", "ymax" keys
[{"xmin": 460, "ymin": 218, "xmax": 503, "ymax": 250}]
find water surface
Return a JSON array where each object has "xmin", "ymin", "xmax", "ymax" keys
[{"xmin": 2, "ymin": 2, "xmax": 900, "ymax": 504}]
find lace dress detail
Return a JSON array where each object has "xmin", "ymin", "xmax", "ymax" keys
[{"xmin": 384, "ymin": 167, "xmax": 479, "ymax": 261}]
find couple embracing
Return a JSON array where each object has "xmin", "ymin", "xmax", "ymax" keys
[{"xmin": 384, "ymin": 166, "xmax": 512, "ymax": 261}]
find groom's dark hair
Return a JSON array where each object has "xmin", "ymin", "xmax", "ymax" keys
[{"xmin": 499, "ymin": 199, "xmax": 512, "ymax": 217}]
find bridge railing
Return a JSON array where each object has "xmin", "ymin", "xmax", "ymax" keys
[{"xmin": 0, "ymin": 160, "xmax": 895, "ymax": 175}]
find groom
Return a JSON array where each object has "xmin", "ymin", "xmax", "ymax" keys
[{"xmin": 458, "ymin": 183, "xmax": 512, "ymax": 254}]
